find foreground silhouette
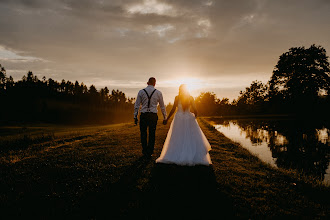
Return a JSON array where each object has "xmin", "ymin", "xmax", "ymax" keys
[
  {"xmin": 73, "ymin": 156, "xmax": 234, "ymax": 219},
  {"xmin": 1, "ymin": 122, "xmax": 329, "ymax": 218},
  {"xmin": 146, "ymin": 163, "xmax": 234, "ymax": 219}
]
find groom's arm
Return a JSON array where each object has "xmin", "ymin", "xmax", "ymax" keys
[{"xmin": 134, "ymin": 91, "xmax": 142, "ymax": 120}]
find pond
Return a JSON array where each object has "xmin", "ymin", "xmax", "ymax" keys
[{"xmin": 208, "ymin": 117, "xmax": 330, "ymax": 184}]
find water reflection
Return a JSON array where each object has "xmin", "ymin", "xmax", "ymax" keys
[{"xmin": 211, "ymin": 118, "xmax": 330, "ymax": 184}]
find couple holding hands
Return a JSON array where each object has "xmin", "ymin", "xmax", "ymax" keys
[{"xmin": 134, "ymin": 77, "xmax": 212, "ymax": 166}]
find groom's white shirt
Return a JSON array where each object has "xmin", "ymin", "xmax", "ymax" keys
[{"xmin": 134, "ymin": 85, "xmax": 167, "ymax": 119}]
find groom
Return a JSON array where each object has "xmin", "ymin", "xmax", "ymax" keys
[{"xmin": 134, "ymin": 77, "xmax": 167, "ymax": 157}]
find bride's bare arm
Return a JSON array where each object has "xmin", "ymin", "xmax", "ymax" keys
[
  {"xmin": 166, "ymin": 96, "xmax": 178, "ymax": 121},
  {"xmin": 190, "ymin": 96, "xmax": 198, "ymax": 117}
]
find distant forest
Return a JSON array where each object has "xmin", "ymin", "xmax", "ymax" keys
[
  {"xmin": 1, "ymin": 44, "xmax": 330, "ymax": 124},
  {"xmin": 0, "ymin": 67, "xmax": 135, "ymax": 124},
  {"xmin": 194, "ymin": 44, "xmax": 330, "ymax": 117}
]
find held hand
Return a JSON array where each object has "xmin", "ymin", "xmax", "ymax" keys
[{"xmin": 134, "ymin": 118, "xmax": 138, "ymax": 125}]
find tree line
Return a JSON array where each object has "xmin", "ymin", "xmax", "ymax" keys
[
  {"xmin": 0, "ymin": 66, "xmax": 135, "ymax": 124},
  {"xmin": 194, "ymin": 44, "xmax": 330, "ymax": 117},
  {"xmin": 1, "ymin": 44, "xmax": 329, "ymax": 124}
]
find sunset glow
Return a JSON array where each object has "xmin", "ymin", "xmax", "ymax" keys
[
  {"xmin": 0, "ymin": 0, "xmax": 329, "ymax": 103},
  {"xmin": 1, "ymin": 1, "xmax": 330, "ymax": 218},
  {"xmin": 169, "ymin": 78, "xmax": 204, "ymax": 92}
]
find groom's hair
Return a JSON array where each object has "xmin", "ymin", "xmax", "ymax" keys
[{"xmin": 148, "ymin": 77, "xmax": 156, "ymax": 86}]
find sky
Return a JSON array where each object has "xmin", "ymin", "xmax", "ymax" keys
[{"xmin": 1, "ymin": 0, "xmax": 330, "ymax": 103}]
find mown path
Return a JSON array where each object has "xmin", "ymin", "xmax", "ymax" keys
[{"xmin": 0, "ymin": 119, "xmax": 329, "ymax": 219}]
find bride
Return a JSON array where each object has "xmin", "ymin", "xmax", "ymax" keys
[{"xmin": 156, "ymin": 84, "xmax": 212, "ymax": 166}]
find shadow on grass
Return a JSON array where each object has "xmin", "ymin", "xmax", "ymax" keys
[
  {"xmin": 81, "ymin": 158, "xmax": 235, "ymax": 219},
  {"xmin": 79, "ymin": 156, "xmax": 153, "ymax": 219},
  {"xmin": 1, "ymin": 156, "xmax": 235, "ymax": 219},
  {"xmin": 145, "ymin": 163, "xmax": 235, "ymax": 219}
]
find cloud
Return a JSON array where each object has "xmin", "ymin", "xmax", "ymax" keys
[
  {"xmin": 145, "ymin": 24, "xmax": 175, "ymax": 37},
  {"xmin": 0, "ymin": 0, "xmax": 330, "ymax": 102},
  {"xmin": 0, "ymin": 45, "xmax": 46, "ymax": 63},
  {"xmin": 196, "ymin": 18, "xmax": 211, "ymax": 38},
  {"xmin": 126, "ymin": 0, "xmax": 176, "ymax": 17}
]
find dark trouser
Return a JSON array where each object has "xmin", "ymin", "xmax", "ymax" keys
[{"xmin": 139, "ymin": 112, "xmax": 158, "ymax": 156}]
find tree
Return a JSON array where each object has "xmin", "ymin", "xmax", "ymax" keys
[
  {"xmin": 47, "ymin": 78, "xmax": 57, "ymax": 93},
  {"xmin": 27, "ymin": 71, "xmax": 36, "ymax": 82},
  {"xmin": 195, "ymin": 92, "xmax": 219, "ymax": 116},
  {"xmin": 219, "ymin": 98, "xmax": 229, "ymax": 105},
  {"xmin": 74, "ymin": 80, "xmax": 82, "ymax": 96},
  {"xmin": 60, "ymin": 79, "xmax": 66, "ymax": 92},
  {"xmin": 66, "ymin": 80, "xmax": 73, "ymax": 95},
  {"xmin": 88, "ymin": 85, "xmax": 99, "ymax": 105},
  {"xmin": 89, "ymin": 85, "xmax": 98, "ymax": 95},
  {"xmin": 81, "ymin": 82, "xmax": 88, "ymax": 94},
  {"xmin": 0, "ymin": 64, "xmax": 7, "ymax": 91},
  {"xmin": 110, "ymin": 89, "xmax": 127, "ymax": 105},
  {"xmin": 269, "ymin": 45, "xmax": 330, "ymax": 103},
  {"xmin": 235, "ymin": 80, "xmax": 268, "ymax": 114},
  {"xmin": 100, "ymin": 87, "xmax": 109, "ymax": 103},
  {"xmin": 237, "ymin": 80, "xmax": 267, "ymax": 105},
  {"xmin": 218, "ymin": 97, "xmax": 232, "ymax": 115},
  {"xmin": 6, "ymin": 76, "xmax": 14, "ymax": 89}
]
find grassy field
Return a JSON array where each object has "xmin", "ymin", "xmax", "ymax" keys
[{"xmin": 0, "ymin": 119, "xmax": 329, "ymax": 219}]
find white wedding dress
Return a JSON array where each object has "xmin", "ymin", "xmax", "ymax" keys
[{"xmin": 156, "ymin": 101, "xmax": 212, "ymax": 166}]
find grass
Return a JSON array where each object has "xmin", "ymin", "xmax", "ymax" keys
[{"xmin": 0, "ymin": 119, "xmax": 329, "ymax": 219}]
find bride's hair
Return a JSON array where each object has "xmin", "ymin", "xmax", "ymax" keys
[{"xmin": 178, "ymin": 84, "xmax": 191, "ymax": 111}]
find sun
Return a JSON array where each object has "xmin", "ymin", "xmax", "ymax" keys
[
  {"xmin": 159, "ymin": 77, "xmax": 207, "ymax": 99},
  {"xmin": 172, "ymin": 77, "xmax": 204, "ymax": 95}
]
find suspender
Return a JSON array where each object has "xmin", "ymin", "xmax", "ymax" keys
[{"xmin": 143, "ymin": 89, "xmax": 157, "ymax": 111}]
